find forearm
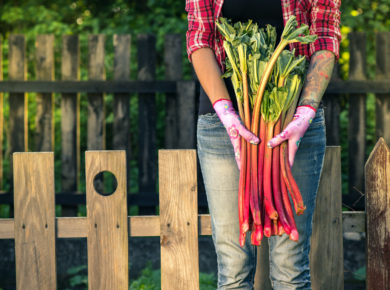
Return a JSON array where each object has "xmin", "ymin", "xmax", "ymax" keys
[
  {"xmin": 298, "ymin": 50, "xmax": 335, "ymax": 109},
  {"xmin": 191, "ymin": 48, "xmax": 231, "ymax": 104}
]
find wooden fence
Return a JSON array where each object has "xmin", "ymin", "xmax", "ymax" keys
[
  {"xmin": 0, "ymin": 31, "xmax": 389, "ymax": 213},
  {"xmin": 0, "ymin": 139, "xmax": 389, "ymax": 289}
]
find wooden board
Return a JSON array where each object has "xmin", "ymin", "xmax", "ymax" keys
[
  {"xmin": 113, "ymin": 34, "xmax": 131, "ymax": 188},
  {"xmin": 310, "ymin": 147, "xmax": 344, "ymax": 290},
  {"xmin": 375, "ymin": 32, "xmax": 390, "ymax": 144},
  {"xmin": 159, "ymin": 150, "xmax": 199, "ymax": 290},
  {"xmin": 13, "ymin": 152, "xmax": 56, "ymax": 290},
  {"xmin": 137, "ymin": 34, "xmax": 157, "ymax": 214},
  {"xmin": 86, "ymin": 150, "xmax": 128, "ymax": 289},
  {"xmin": 164, "ymin": 34, "xmax": 182, "ymax": 149},
  {"xmin": 87, "ymin": 35, "xmax": 105, "ymax": 152},
  {"xmin": 177, "ymin": 81, "xmax": 196, "ymax": 149},
  {"xmin": 8, "ymin": 35, "xmax": 27, "ymax": 192},
  {"xmin": 365, "ymin": 138, "xmax": 390, "ymax": 290},
  {"xmin": 35, "ymin": 35, "xmax": 54, "ymax": 152},
  {"xmin": 61, "ymin": 35, "xmax": 80, "ymax": 216},
  {"xmin": 347, "ymin": 32, "xmax": 366, "ymax": 210}
]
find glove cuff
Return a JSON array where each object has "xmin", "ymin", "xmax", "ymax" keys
[
  {"xmin": 297, "ymin": 104, "xmax": 316, "ymax": 112},
  {"xmin": 212, "ymin": 98, "xmax": 231, "ymax": 108}
]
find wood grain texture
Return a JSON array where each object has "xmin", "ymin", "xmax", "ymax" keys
[
  {"xmin": 348, "ymin": 32, "xmax": 366, "ymax": 210},
  {"xmin": 159, "ymin": 150, "xmax": 199, "ymax": 290},
  {"xmin": 35, "ymin": 35, "xmax": 54, "ymax": 152},
  {"xmin": 8, "ymin": 35, "xmax": 27, "ymax": 191},
  {"xmin": 61, "ymin": 35, "xmax": 80, "ymax": 215},
  {"xmin": 0, "ymin": 38, "xmax": 3, "ymax": 188},
  {"xmin": 310, "ymin": 147, "xmax": 344, "ymax": 290},
  {"xmin": 177, "ymin": 81, "xmax": 196, "ymax": 149},
  {"xmin": 86, "ymin": 150, "xmax": 128, "ymax": 290},
  {"xmin": 87, "ymin": 35, "xmax": 106, "ymax": 152},
  {"xmin": 13, "ymin": 152, "xmax": 56, "ymax": 290},
  {"xmin": 323, "ymin": 65, "xmax": 341, "ymax": 146},
  {"xmin": 375, "ymin": 32, "xmax": 390, "ymax": 145},
  {"xmin": 138, "ymin": 34, "xmax": 157, "ymax": 214},
  {"xmin": 365, "ymin": 137, "xmax": 390, "ymax": 290},
  {"xmin": 113, "ymin": 34, "xmax": 131, "ymax": 188},
  {"xmin": 164, "ymin": 34, "xmax": 182, "ymax": 149}
]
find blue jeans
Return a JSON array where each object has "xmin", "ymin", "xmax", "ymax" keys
[{"xmin": 197, "ymin": 108, "xmax": 326, "ymax": 290}]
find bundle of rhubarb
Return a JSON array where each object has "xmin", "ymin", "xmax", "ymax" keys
[{"xmin": 216, "ymin": 16, "xmax": 317, "ymax": 246}]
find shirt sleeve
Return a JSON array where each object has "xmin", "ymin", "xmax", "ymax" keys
[
  {"xmin": 309, "ymin": 0, "xmax": 341, "ymax": 60},
  {"xmin": 185, "ymin": 0, "xmax": 215, "ymax": 63}
]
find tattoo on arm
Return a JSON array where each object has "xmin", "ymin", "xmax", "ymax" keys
[{"xmin": 298, "ymin": 50, "xmax": 335, "ymax": 109}]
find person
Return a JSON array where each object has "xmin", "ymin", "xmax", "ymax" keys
[{"xmin": 186, "ymin": 0, "xmax": 341, "ymax": 289}]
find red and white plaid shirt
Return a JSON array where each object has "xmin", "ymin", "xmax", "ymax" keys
[{"xmin": 186, "ymin": 0, "xmax": 341, "ymax": 72}]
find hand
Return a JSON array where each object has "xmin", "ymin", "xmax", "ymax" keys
[
  {"xmin": 213, "ymin": 99, "xmax": 260, "ymax": 170},
  {"xmin": 267, "ymin": 106, "xmax": 316, "ymax": 167}
]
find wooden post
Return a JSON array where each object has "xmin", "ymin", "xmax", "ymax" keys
[
  {"xmin": 86, "ymin": 151, "xmax": 128, "ymax": 289},
  {"xmin": 35, "ymin": 35, "xmax": 54, "ymax": 152},
  {"xmin": 113, "ymin": 34, "xmax": 131, "ymax": 186},
  {"xmin": 365, "ymin": 137, "xmax": 390, "ymax": 290},
  {"xmin": 164, "ymin": 34, "xmax": 182, "ymax": 149},
  {"xmin": 138, "ymin": 34, "xmax": 157, "ymax": 214},
  {"xmin": 159, "ymin": 150, "xmax": 199, "ymax": 290},
  {"xmin": 310, "ymin": 146, "xmax": 344, "ymax": 290},
  {"xmin": 375, "ymin": 32, "xmax": 390, "ymax": 144},
  {"xmin": 177, "ymin": 81, "xmax": 196, "ymax": 149},
  {"xmin": 323, "ymin": 65, "xmax": 341, "ymax": 146},
  {"xmin": 8, "ymin": 35, "xmax": 27, "ymax": 194},
  {"xmin": 13, "ymin": 152, "xmax": 56, "ymax": 290},
  {"xmin": 0, "ymin": 37, "xmax": 3, "ymax": 189},
  {"xmin": 61, "ymin": 35, "xmax": 80, "ymax": 216},
  {"xmin": 347, "ymin": 32, "xmax": 366, "ymax": 210}
]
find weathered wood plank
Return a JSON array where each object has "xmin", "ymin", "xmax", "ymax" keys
[
  {"xmin": 35, "ymin": 35, "xmax": 54, "ymax": 152},
  {"xmin": 8, "ymin": 35, "xmax": 27, "ymax": 192},
  {"xmin": 347, "ymin": 32, "xmax": 366, "ymax": 210},
  {"xmin": 13, "ymin": 152, "xmax": 56, "ymax": 290},
  {"xmin": 310, "ymin": 147, "xmax": 344, "ymax": 290},
  {"xmin": 343, "ymin": 211, "xmax": 365, "ymax": 233},
  {"xmin": 87, "ymin": 35, "xmax": 106, "ymax": 151},
  {"xmin": 164, "ymin": 34, "xmax": 182, "ymax": 149},
  {"xmin": 365, "ymin": 138, "xmax": 390, "ymax": 290},
  {"xmin": 375, "ymin": 32, "xmax": 390, "ymax": 145},
  {"xmin": 159, "ymin": 150, "xmax": 199, "ymax": 290},
  {"xmin": 177, "ymin": 81, "xmax": 196, "ymax": 149},
  {"xmin": 138, "ymin": 34, "xmax": 157, "ymax": 214},
  {"xmin": 61, "ymin": 35, "xmax": 80, "ymax": 217},
  {"xmin": 323, "ymin": 65, "xmax": 341, "ymax": 146},
  {"xmin": 113, "ymin": 34, "xmax": 131, "ymax": 188},
  {"xmin": 0, "ymin": 38, "xmax": 3, "ymax": 188},
  {"xmin": 86, "ymin": 150, "xmax": 128, "ymax": 289}
]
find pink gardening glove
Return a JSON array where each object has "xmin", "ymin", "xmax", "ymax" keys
[
  {"xmin": 213, "ymin": 99, "xmax": 260, "ymax": 170},
  {"xmin": 267, "ymin": 105, "xmax": 316, "ymax": 167}
]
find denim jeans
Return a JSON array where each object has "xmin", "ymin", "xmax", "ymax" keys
[{"xmin": 197, "ymin": 108, "xmax": 326, "ymax": 290}]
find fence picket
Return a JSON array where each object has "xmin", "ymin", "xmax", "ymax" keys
[
  {"xmin": 138, "ymin": 34, "xmax": 157, "ymax": 214},
  {"xmin": 86, "ymin": 150, "xmax": 128, "ymax": 289},
  {"xmin": 177, "ymin": 81, "xmax": 196, "ymax": 149},
  {"xmin": 375, "ymin": 32, "xmax": 390, "ymax": 144},
  {"xmin": 61, "ymin": 35, "xmax": 80, "ymax": 216},
  {"xmin": 347, "ymin": 32, "xmax": 366, "ymax": 209},
  {"xmin": 159, "ymin": 150, "xmax": 199, "ymax": 290},
  {"xmin": 13, "ymin": 152, "xmax": 56, "ymax": 290},
  {"xmin": 310, "ymin": 146, "xmax": 344, "ymax": 290},
  {"xmin": 365, "ymin": 137, "xmax": 390, "ymax": 290},
  {"xmin": 35, "ymin": 35, "xmax": 54, "ymax": 152},
  {"xmin": 8, "ymin": 35, "xmax": 27, "ymax": 194},
  {"xmin": 0, "ymin": 38, "xmax": 3, "ymax": 188},
  {"xmin": 164, "ymin": 34, "xmax": 182, "ymax": 149},
  {"xmin": 113, "ymin": 34, "xmax": 131, "ymax": 187}
]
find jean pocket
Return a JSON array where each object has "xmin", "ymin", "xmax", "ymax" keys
[
  {"xmin": 197, "ymin": 113, "xmax": 224, "ymax": 130},
  {"xmin": 309, "ymin": 108, "xmax": 325, "ymax": 129}
]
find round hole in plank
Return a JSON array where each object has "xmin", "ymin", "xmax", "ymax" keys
[{"xmin": 93, "ymin": 170, "xmax": 118, "ymax": 196}]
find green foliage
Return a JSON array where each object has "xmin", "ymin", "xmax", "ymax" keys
[{"xmin": 65, "ymin": 262, "xmax": 217, "ymax": 290}]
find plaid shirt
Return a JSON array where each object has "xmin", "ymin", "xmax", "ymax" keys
[{"xmin": 186, "ymin": 0, "xmax": 341, "ymax": 72}]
